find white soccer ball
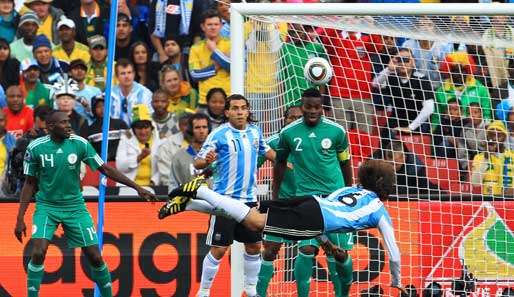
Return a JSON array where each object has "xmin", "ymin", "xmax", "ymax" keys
[{"xmin": 303, "ymin": 57, "xmax": 333, "ymax": 86}]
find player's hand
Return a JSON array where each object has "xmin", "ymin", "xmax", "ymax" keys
[
  {"xmin": 392, "ymin": 285, "xmax": 408, "ymax": 295},
  {"xmin": 14, "ymin": 219, "xmax": 27, "ymax": 243},
  {"xmin": 137, "ymin": 187, "xmax": 157, "ymax": 202},
  {"xmin": 205, "ymin": 151, "xmax": 217, "ymax": 165}
]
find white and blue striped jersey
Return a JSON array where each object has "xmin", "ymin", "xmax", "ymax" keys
[
  {"xmin": 315, "ymin": 186, "xmax": 401, "ymax": 286},
  {"xmin": 197, "ymin": 123, "xmax": 269, "ymax": 202}
]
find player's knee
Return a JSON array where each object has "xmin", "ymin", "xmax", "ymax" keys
[
  {"xmin": 210, "ymin": 246, "xmax": 228, "ymax": 260},
  {"xmin": 244, "ymin": 243, "xmax": 261, "ymax": 255},
  {"xmin": 31, "ymin": 247, "xmax": 46, "ymax": 264},
  {"xmin": 262, "ymin": 242, "xmax": 281, "ymax": 261},
  {"xmin": 299, "ymin": 245, "xmax": 318, "ymax": 256}
]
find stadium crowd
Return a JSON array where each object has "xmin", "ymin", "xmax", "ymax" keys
[{"xmin": 0, "ymin": 0, "xmax": 512, "ymax": 199}]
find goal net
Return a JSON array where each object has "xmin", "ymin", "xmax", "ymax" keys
[{"xmin": 230, "ymin": 3, "xmax": 514, "ymax": 297}]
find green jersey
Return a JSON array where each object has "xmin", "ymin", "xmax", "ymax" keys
[
  {"xmin": 276, "ymin": 117, "xmax": 350, "ymax": 196},
  {"xmin": 25, "ymin": 81, "xmax": 52, "ymax": 109},
  {"xmin": 267, "ymin": 134, "xmax": 296, "ymax": 199},
  {"xmin": 280, "ymin": 42, "xmax": 327, "ymax": 106},
  {"xmin": 24, "ymin": 134, "xmax": 104, "ymax": 210}
]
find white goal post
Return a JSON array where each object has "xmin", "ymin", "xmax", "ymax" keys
[{"xmin": 229, "ymin": 3, "xmax": 514, "ymax": 297}]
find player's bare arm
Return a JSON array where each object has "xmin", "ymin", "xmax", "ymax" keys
[
  {"xmin": 14, "ymin": 175, "xmax": 38, "ymax": 243},
  {"xmin": 98, "ymin": 164, "xmax": 156, "ymax": 201},
  {"xmin": 194, "ymin": 150, "xmax": 217, "ymax": 170},
  {"xmin": 265, "ymin": 148, "xmax": 276, "ymax": 163},
  {"xmin": 340, "ymin": 160, "xmax": 353, "ymax": 186},
  {"xmin": 272, "ymin": 159, "xmax": 287, "ymax": 200}
]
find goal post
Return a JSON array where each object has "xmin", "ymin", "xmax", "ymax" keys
[{"xmin": 230, "ymin": 3, "xmax": 514, "ymax": 297}]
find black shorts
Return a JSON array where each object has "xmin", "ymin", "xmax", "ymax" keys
[
  {"xmin": 259, "ymin": 197, "xmax": 324, "ymax": 241},
  {"xmin": 206, "ymin": 202, "xmax": 262, "ymax": 247}
]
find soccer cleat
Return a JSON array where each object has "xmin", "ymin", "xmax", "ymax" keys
[
  {"xmin": 158, "ymin": 196, "xmax": 191, "ymax": 219},
  {"xmin": 167, "ymin": 175, "xmax": 206, "ymax": 199}
]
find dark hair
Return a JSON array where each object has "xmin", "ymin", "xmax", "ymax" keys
[
  {"xmin": 115, "ymin": 58, "xmax": 134, "ymax": 73},
  {"xmin": 33, "ymin": 105, "xmax": 52, "ymax": 121},
  {"xmin": 0, "ymin": 38, "xmax": 10, "ymax": 54},
  {"xmin": 152, "ymin": 89, "xmax": 168, "ymax": 100},
  {"xmin": 284, "ymin": 105, "xmax": 301, "ymax": 119},
  {"xmin": 382, "ymin": 140, "xmax": 404, "ymax": 161},
  {"xmin": 201, "ymin": 9, "xmax": 221, "ymax": 24},
  {"xmin": 301, "ymin": 88, "xmax": 321, "ymax": 99},
  {"xmin": 186, "ymin": 112, "xmax": 212, "ymax": 138},
  {"xmin": 358, "ymin": 159, "xmax": 396, "ymax": 200},
  {"xmin": 224, "ymin": 94, "xmax": 256, "ymax": 123},
  {"xmin": 206, "ymin": 87, "xmax": 227, "ymax": 103}
]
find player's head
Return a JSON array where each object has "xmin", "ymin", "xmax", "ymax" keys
[
  {"xmin": 358, "ymin": 159, "xmax": 396, "ymax": 200},
  {"xmin": 224, "ymin": 94, "xmax": 255, "ymax": 129},
  {"xmin": 284, "ymin": 105, "xmax": 302, "ymax": 126},
  {"xmin": 46, "ymin": 110, "xmax": 72, "ymax": 139},
  {"xmin": 301, "ymin": 88, "xmax": 323, "ymax": 126}
]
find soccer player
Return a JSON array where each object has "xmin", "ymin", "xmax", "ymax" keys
[
  {"xmin": 274, "ymin": 88, "xmax": 354, "ymax": 297},
  {"xmin": 160, "ymin": 94, "xmax": 275, "ymax": 297},
  {"xmin": 14, "ymin": 111, "xmax": 155, "ymax": 297},
  {"xmin": 162, "ymin": 159, "xmax": 406, "ymax": 295},
  {"xmin": 256, "ymin": 105, "xmax": 302, "ymax": 297}
]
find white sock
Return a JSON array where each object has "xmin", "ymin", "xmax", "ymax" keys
[
  {"xmin": 196, "ymin": 186, "xmax": 250, "ymax": 222},
  {"xmin": 186, "ymin": 199, "xmax": 242, "ymax": 219},
  {"xmin": 244, "ymin": 252, "xmax": 261, "ymax": 291},
  {"xmin": 200, "ymin": 252, "xmax": 221, "ymax": 290}
]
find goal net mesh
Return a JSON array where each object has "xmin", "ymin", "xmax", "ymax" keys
[{"xmin": 239, "ymin": 11, "xmax": 514, "ymax": 297}]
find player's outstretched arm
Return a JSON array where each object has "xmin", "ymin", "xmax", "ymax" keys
[
  {"xmin": 377, "ymin": 216, "xmax": 406, "ymax": 295},
  {"xmin": 14, "ymin": 176, "xmax": 37, "ymax": 243},
  {"xmin": 98, "ymin": 164, "xmax": 156, "ymax": 201}
]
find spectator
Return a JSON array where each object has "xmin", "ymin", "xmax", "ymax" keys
[
  {"xmin": 130, "ymin": 41, "xmax": 159, "ymax": 92},
  {"xmin": 53, "ymin": 82, "xmax": 85, "ymax": 133},
  {"xmin": 433, "ymin": 52, "xmax": 492, "ymax": 133},
  {"xmin": 189, "ymin": 10, "xmax": 230, "ymax": 106},
  {"xmin": 281, "ymin": 23, "xmax": 327, "ymax": 107},
  {"xmin": 33, "ymin": 34, "xmax": 69, "ymax": 84},
  {"xmin": 149, "ymin": 0, "xmax": 202, "ymax": 63},
  {"xmin": 372, "ymin": 140, "xmax": 438, "ymax": 195},
  {"xmin": 159, "ymin": 37, "xmax": 185, "ymax": 78},
  {"xmin": 319, "ymin": 20, "xmax": 382, "ymax": 134},
  {"xmin": 482, "ymin": 15, "xmax": 514, "ymax": 89},
  {"xmin": 19, "ymin": 58, "xmax": 52, "ymax": 108},
  {"xmin": 0, "ymin": 38, "xmax": 19, "ymax": 89},
  {"xmin": 401, "ymin": 16, "xmax": 452, "ymax": 88},
  {"xmin": 217, "ymin": 0, "xmax": 231, "ymax": 38},
  {"xmin": 201, "ymin": 87, "xmax": 226, "ymax": 129},
  {"xmin": 22, "ymin": 0, "xmax": 65, "ymax": 45},
  {"xmin": 79, "ymin": 94, "xmax": 128, "ymax": 161},
  {"xmin": 0, "ymin": 108, "xmax": 15, "ymax": 183},
  {"xmin": 52, "ymin": 18, "xmax": 91, "ymax": 64},
  {"xmin": 156, "ymin": 112, "xmax": 191, "ymax": 186},
  {"xmin": 115, "ymin": 13, "xmax": 137, "ymax": 61},
  {"xmin": 0, "ymin": 0, "xmax": 18, "ymax": 43},
  {"xmin": 68, "ymin": 0, "xmax": 108, "ymax": 45},
  {"xmin": 111, "ymin": 58, "xmax": 152, "ymax": 126},
  {"xmin": 495, "ymin": 57, "xmax": 514, "ymax": 122},
  {"xmin": 3, "ymin": 85, "xmax": 33, "ymax": 138},
  {"xmin": 10, "ymin": 12, "xmax": 39, "ymax": 62},
  {"xmin": 169, "ymin": 112, "xmax": 210, "ymax": 189},
  {"xmin": 502, "ymin": 288, "xmax": 514, "ymax": 296},
  {"xmin": 423, "ymin": 282, "xmax": 443, "ymax": 297},
  {"xmin": 151, "ymin": 89, "xmax": 179, "ymax": 139},
  {"xmin": 370, "ymin": 35, "xmax": 397, "ymax": 79},
  {"xmin": 69, "ymin": 59, "xmax": 101, "ymax": 124},
  {"xmin": 373, "ymin": 48, "xmax": 434, "ymax": 140},
  {"xmin": 471, "ymin": 120, "xmax": 514, "ymax": 196},
  {"xmin": 160, "ymin": 66, "xmax": 197, "ymax": 113},
  {"xmin": 115, "ymin": 104, "xmax": 163, "ymax": 186},
  {"xmin": 459, "ymin": 102, "xmax": 489, "ymax": 163},
  {"xmin": 85, "ymin": 34, "xmax": 107, "ymax": 90},
  {"xmin": 432, "ymin": 99, "xmax": 466, "ymax": 159}
]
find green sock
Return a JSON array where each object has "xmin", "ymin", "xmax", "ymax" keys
[
  {"xmin": 327, "ymin": 256, "xmax": 342, "ymax": 297},
  {"xmin": 256, "ymin": 260, "xmax": 275, "ymax": 297},
  {"xmin": 336, "ymin": 255, "xmax": 353, "ymax": 297},
  {"xmin": 91, "ymin": 263, "xmax": 112, "ymax": 297},
  {"xmin": 294, "ymin": 252, "xmax": 314, "ymax": 297},
  {"xmin": 27, "ymin": 261, "xmax": 44, "ymax": 297}
]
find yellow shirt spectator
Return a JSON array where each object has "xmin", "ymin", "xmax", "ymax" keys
[
  {"xmin": 189, "ymin": 37, "xmax": 230, "ymax": 105},
  {"xmin": 53, "ymin": 42, "xmax": 91, "ymax": 63},
  {"xmin": 244, "ymin": 21, "xmax": 287, "ymax": 95},
  {"xmin": 38, "ymin": 14, "xmax": 53, "ymax": 42},
  {"xmin": 472, "ymin": 150, "xmax": 514, "ymax": 195},
  {"xmin": 135, "ymin": 139, "xmax": 152, "ymax": 186},
  {"xmin": 0, "ymin": 139, "xmax": 6, "ymax": 178}
]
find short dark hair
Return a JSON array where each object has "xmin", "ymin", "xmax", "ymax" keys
[
  {"xmin": 224, "ymin": 94, "xmax": 256, "ymax": 123},
  {"xmin": 33, "ymin": 105, "xmax": 52, "ymax": 121},
  {"xmin": 201, "ymin": 9, "xmax": 221, "ymax": 24},
  {"xmin": 358, "ymin": 159, "xmax": 396, "ymax": 199},
  {"xmin": 301, "ymin": 88, "xmax": 321, "ymax": 99},
  {"xmin": 284, "ymin": 105, "xmax": 301, "ymax": 119},
  {"xmin": 115, "ymin": 58, "xmax": 134, "ymax": 73},
  {"xmin": 186, "ymin": 113, "xmax": 212, "ymax": 138},
  {"xmin": 152, "ymin": 89, "xmax": 168, "ymax": 100}
]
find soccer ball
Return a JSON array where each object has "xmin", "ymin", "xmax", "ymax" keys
[{"xmin": 303, "ymin": 57, "xmax": 333, "ymax": 85}]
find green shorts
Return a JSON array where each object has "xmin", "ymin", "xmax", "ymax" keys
[
  {"xmin": 298, "ymin": 232, "xmax": 354, "ymax": 251},
  {"xmin": 263, "ymin": 233, "xmax": 295, "ymax": 244},
  {"xmin": 31, "ymin": 206, "xmax": 98, "ymax": 248}
]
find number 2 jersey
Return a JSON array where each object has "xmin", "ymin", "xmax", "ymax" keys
[
  {"xmin": 23, "ymin": 135, "xmax": 104, "ymax": 210},
  {"xmin": 315, "ymin": 186, "xmax": 401, "ymax": 286}
]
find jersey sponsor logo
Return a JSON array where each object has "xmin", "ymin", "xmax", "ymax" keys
[
  {"xmin": 321, "ymin": 138, "xmax": 332, "ymax": 149},
  {"xmin": 309, "ymin": 132, "xmax": 316, "ymax": 138},
  {"xmin": 32, "ymin": 224, "xmax": 37, "ymax": 235},
  {"xmin": 68, "ymin": 153, "xmax": 78, "ymax": 165},
  {"xmin": 165, "ymin": 4, "xmax": 180, "ymax": 14}
]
